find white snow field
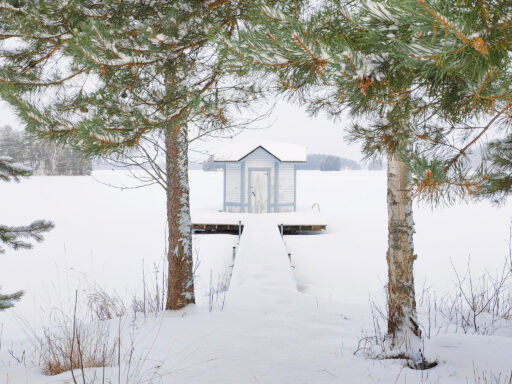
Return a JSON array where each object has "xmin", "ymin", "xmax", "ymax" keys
[{"xmin": 1, "ymin": 170, "xmax": 511, "ymax": 383}]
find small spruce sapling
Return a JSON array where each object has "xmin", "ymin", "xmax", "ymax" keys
[{"xmin": 0, "ymin": 155, "xmax": 53, "ymax": 310}]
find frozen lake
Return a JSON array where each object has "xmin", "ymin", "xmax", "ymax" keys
[{"xmin": 0, "ymin": 170, "xmax": 510, "ymax": 336}]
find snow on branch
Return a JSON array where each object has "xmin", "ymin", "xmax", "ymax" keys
[
  {"xmin": 0, "ymin": 156, "xmax": 31, "ymax": 182},
  {"xmin": 0, "ymin": 219, "xmax": 54, "ymax": 254},
  {"xmin": 417, "ymin": 0, "xmax": 488, "ymax": 55},
  {"xmin": 0, "ymin": 1, "xmax": 27, "ymax": 15},
  {"xmin": 0, "ymin": 289, "xmax": 23, "ymax": 310},
  {"xmin": 364, "ymin": 1, "xmax": 401, "ymax": 24}
]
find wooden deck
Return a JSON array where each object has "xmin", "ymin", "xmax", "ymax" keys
[
  {"xmin": 191, "ymin": 210, "xmax": 327, "ymax": 234},
  {"xmin": 192, "ymin": 223, "xmax": 326, "ymax": 234}
]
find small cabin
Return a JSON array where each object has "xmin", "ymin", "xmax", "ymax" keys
[{"xmin": 214, "ymin": 142, "xmax": 307, "ymax": 213}]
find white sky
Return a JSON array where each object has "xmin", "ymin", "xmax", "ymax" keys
[
  {"xmin": 1, "ymin": 98, "xmax": 364, "ymax": 163},
  {"xmin": 193, "ymin": 100, "xmax": 363, "ymax": 162},
  {"xmin": 0, "ymin": 100, "xmax": 24, "ymax": 131}
]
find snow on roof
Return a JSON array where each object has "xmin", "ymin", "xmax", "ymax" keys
[{"xmin": 213, "ymin": 141, "xmax": 307, "ymax": 163}]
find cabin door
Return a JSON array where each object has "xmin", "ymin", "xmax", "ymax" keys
[{"xmin": 250, "ymin": 170, "xmax": 269, "ymax": 213}]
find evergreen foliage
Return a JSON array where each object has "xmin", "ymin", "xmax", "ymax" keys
[
  {"xmin": 226, "ymin": 0, "xmax": 512, "ymax": 366},
  {"xmin": 0, "ymin": 289, "xmax": 23, "ymax": 310},
  {"xmin": 0, "ymin": 0, "xmax": 261, "ymax": 310},
  {"xmin": 484, "ymin": 136, "xmax": 512, "ymax": 202},
  {"xmin": 0, "ymin": 155, "xmax": 53, "ymax": 311},
  {"xmin": 0, "ymin": 1, "xmax": 259, "ymax": 156},
  {"xmin": 0, "ymin": 155, "xmax": 31, "ymax": 182},
  {"xmin": 226, "ymin": 0, "xmax": 512, "ymax": 202}
]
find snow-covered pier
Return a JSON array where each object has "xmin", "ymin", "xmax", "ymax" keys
[{"xmin": 227, "ymin": 215, "xmax": 296, "ymax": 309}]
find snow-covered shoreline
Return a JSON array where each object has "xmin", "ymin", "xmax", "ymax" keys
[{"xmin": 1, "ymin": 170, "xmax": 511, "ymax": 383}]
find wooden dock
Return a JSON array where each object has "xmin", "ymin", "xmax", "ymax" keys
[
  {"xmin": 191, "ymin": 210, "xmax": 327, "ymax": 234},
  {"xmin": 227, "ymin": 215, "xmax": 297, "ymax": 310}
]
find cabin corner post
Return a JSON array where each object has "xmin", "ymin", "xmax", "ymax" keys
[
  {"xmin": 165, "ymin": 125, "xmax": 195, "ymax": 310},
  {"xmin": 267, "ymin": 169, "xmax": 271, "ymax": 213},
  {"xmin": 386, "ymin": 152, "xmax": 421, "ymax": 360},
  {"xmin": 293, "ymin": 164, "xmax": 297, "ymax": 211},
  {"xmin": 222, "ymin": 163, "xmax": 226, "ymax": 212},
  {"xmin": 274, "ymin": 161, "xmax": 279, "ymax": 212},
  {"xmin": 240, "ymin": 161, "xmax": 245, "ymax": 213}
]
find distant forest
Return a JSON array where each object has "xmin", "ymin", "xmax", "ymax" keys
[
  {"xmin": 0, "ymin": 126, "xmax": 92, "ymax": 175},
  {"xmin": 203, "ymin": 153, "xmax": 363, "ymax": 171},
  {"xmin": 297, "ymin": 154, "xmax": 361, "ymax": 171}
]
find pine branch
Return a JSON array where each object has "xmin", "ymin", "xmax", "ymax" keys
[
  {"xmin": 0, "ymin": 289, "xmax": 23, "ymax": 311},
  {"xmin": 0, "ymin": 156, "xmax": 31, "ymax": 182},
  {"xmin": 417, "ymin": 0, "xmax": 489, "ymax": 55},
  {"xmin": 0, "ymin": 220, "xmax": 54, "ymax": 254},
  {"xmin": 443, "ymin": 104, "xmax": 512, "ymax": 174}
]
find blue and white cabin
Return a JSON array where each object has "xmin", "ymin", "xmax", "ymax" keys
[{"xmin": 214, "ymin": 142, "xmax": 307, "ymax": 213}]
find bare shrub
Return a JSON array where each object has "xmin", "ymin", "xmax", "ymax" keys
[
  {"xmin": 415, "ymin": 226, "xmax": 512, "ymax": 337},
  {"xmin": 470, "ymin": 366, "xmax": 512, "ymax": 384},
  {"xmin": 36, "ymin": 292, "xmax": 119, "ymax": 377},
  {"xmin": 132, "ymin": 259, "xmax": 168, "ymax": 317},
  {"xmin": 86, "ymin": 285, "xmax": 127, "ymax": 321},
  {"xmin": 353, "ymin": 295, "xmax": 390, "ymax": 358},
  {"xmin": 131, "ymin": 291, "xmax": 161, "ymax": 317},
  {"xmin": 448, "ymin": 255, "xmax": 511, "ymax": 334},
  {"xmin": 354, "ymin": 296, "xmax": 437, "ymax": 370},
  {"xmin": 416, "ymin": 253, "xmax": 512, "ymax": 337},
  {"xmin": 207, "ymin": 269, "xmax": 230, "ymax": 312}
]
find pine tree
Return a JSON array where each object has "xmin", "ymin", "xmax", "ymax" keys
[
  {"xmin": 0, "ymin": 155, "xmax": 53, "ymax": 310},
  {"xmin": 226, "ymin": 1, "xmax": 425, "ymax": 363},
  {"xmin": 369, "ymin": 0, "xmax": 512, "ymax": 205},
  {"xmin": 0, "ymin": 1, "xmax": 258, "ymax": 310},
  {"xmin": 381, "ymin": 0, "xmax": 512, "ymax": 204},
  {"xmin": 227, "ymin": 0, "xmax": 512, "ymax": 365}
]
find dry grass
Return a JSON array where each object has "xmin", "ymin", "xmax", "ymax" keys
[
  {"xmin": 87, "ymin": 285, "xmax": 127, "ymax": 321},
  {"xmin": 37, "ymin": 307, "xmax": 119, "ymax": 376},
  {"xmin": 470, "ymin": 366, "xmax": 512, "ymax": 384},
  {"xmin": 417, "ymin": 252, "xmax": 512, "ymax": 337}
]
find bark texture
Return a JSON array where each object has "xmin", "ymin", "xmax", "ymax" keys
[
  {"xmin": 386, "ymin": 153, "xmax": 421, "ymax": 355},
  {"xmin": 165, "ymin": 125, "xmax": 195, "ymax": 310}
]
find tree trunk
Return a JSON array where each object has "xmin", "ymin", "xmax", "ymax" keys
[
  {"xmin": 165, "ymin": 125, "xmax": 195, "ymax": 310},
  {"xmin": 386, "ymin": 153, "xmax": 421, "ymax": 360}
]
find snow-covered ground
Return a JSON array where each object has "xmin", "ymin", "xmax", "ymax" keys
[{"xmin": 1, "ymin": 170, "xmax": 511, "ymax": 383}]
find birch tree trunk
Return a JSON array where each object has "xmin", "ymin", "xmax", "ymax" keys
[
  {"xmin": 165, "ymin": 125, "xmax": 195, "ymax": 310},
  {"xmin": 386, "ymin": 153, "xmax": 421, "ymax": 360}
]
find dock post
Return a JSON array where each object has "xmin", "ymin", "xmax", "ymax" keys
[
  {"xmin": 280, "ymin": 224, "xmax": 284, "ymax": 238},
  {"xmin": 233, "ymin": 246, "xmax": 236, "ymax": 263},
  {"xmin": 238, "ymin": 220, "xmax": 242, "ymax": 240},
  {"xmin": 288, "ymin": 252, "xmax": 291, "ymax": 262}
]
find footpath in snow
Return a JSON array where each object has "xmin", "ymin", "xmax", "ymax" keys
[{"xmin": 227, "ymin": 214, "xmax": 297, "ymax": 311}]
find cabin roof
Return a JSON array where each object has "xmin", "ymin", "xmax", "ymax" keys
[{"xmin": 213, "ymin": 141, "xmax": 307, "ymax": 163}]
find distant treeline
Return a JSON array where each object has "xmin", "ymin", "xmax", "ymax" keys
[
  {"xmin": 202, "ymin": 153, "xmax": 363, "ymax": 171},
  {"xmin": 297, "ymin": 154, "xmax": 361, "ymax": 171},
  {"xmin": 0, "ymin": 126, "xmax": 92, "ymax": 175}
]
